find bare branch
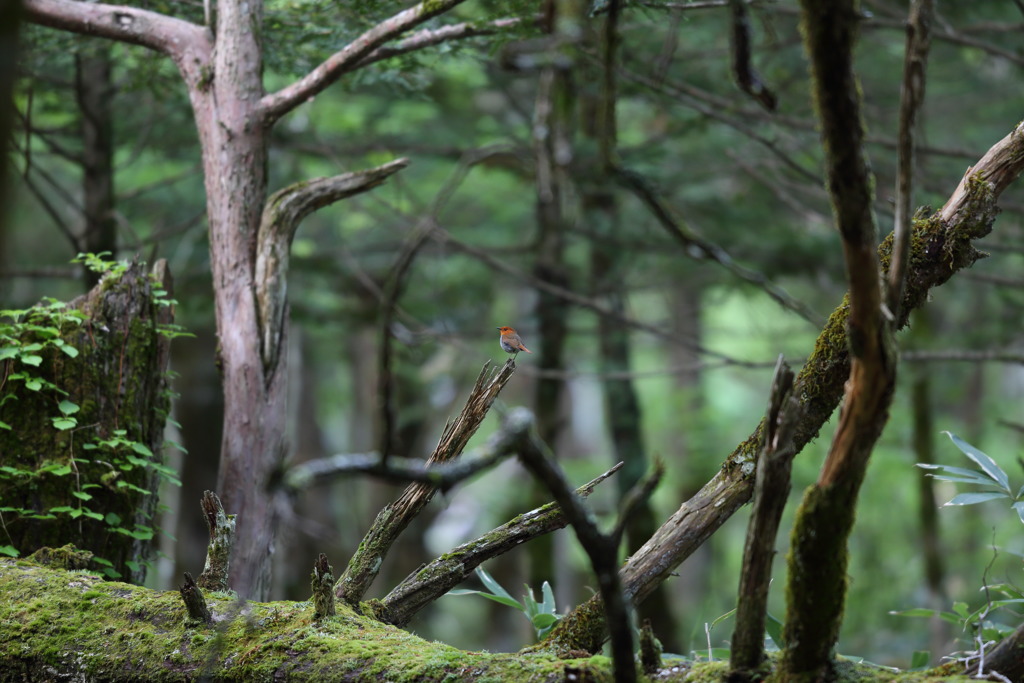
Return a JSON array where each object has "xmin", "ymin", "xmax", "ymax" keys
[
  {"xmin": 284, "ymin": 444, "xmax": 513, "ymax": 492},
  {"xmin": 354, "ymin": 17, "xmax": 528, "ymax": 71},
  {"xmin": 728, "ymin": 0, "xmax": 777, "ymax": 110},
  {"xmin": 255, "ymin": 158, "xmax": 409, "ymax": 373},
  {"xmin": 258, "ymin": 0, "xmax": 472, "ymax": 126},
  {"xmin": 518, "ymin": 427, "xmax": 638, "ymax": 682},
  {"xmin": 616, "ymin": 168, "xmax": 824, "ymax": 326},
  {"xmin": 336, "ymin": 361, "xmax": 518, "ymax": 606},
  {"xmin": 375, "ymin": 458, "xmax": 624, "ymax": 627},
  {"xmin": 888, "ymin": 0, "xmax": 933, "ymax": 317},
  {"xmin": 23, "ymin": 0, "xmax": 208, "ymax": 67}
]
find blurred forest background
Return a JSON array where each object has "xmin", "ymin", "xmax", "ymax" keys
[{"xmin": 4, "ymin": 0, "xmax": 1024, "ymax": 668}]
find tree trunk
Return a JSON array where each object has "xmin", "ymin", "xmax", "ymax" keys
[
  {"xmin": 177, "ymin": 0, "xmax": 282, "ymax": 599},
  {"xmin": 0, "ymin": 261, "xmax": 173, "ymax": 582},
  {"xmin": 75, "ymin": 44, "xmax": 117, "ymax": 289}
]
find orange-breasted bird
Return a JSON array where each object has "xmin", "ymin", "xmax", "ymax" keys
[{"xmin": 497, "ymin": 326, "xmax": 532, "ymax": 358}]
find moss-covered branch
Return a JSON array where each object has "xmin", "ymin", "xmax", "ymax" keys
[{"xmin": 544, "ymin": 117, "xmax": 1024, "ymax": 654}]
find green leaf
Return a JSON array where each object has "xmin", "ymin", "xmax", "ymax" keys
[
  {"xmin": 541, "ymin": 581, "xmax": 556, "ymax": 616},
  {"xmin": 58, "ymin": 400, "xmax": 80, "ymax": 415},
  {"xmin": 51, "ymin": 417, "xmax": 77, "ymax": 430},
  {"xmin": 765, "ymin": 612, "xmax": 785, "ymax": 648},
  {"xmin": 60, "ymin": 345, "xmax": 79, "ymax": 358},
  {"xmin": 92, "ymin": 556, "xmax": 113, "ymax": 567},
  {"xmin": 0, "ymin": 545, "xmax": 19, "ymax": 557},
  {"xmin": 51, "ymin": 465, "xmax": 72, "ymax": 476},
  {"xmin": 105, "ymin": 512, "xmax": 122, "ymax": 526},
  {"xmin": 125, "ymin": 560, "xmax": 140, "ymax": 573},
  {"xmin": 943, "ymin": 431, "xmax": 1010, "ymax": 493},
  {"xmin": 0, "ymin": 421, "xmax": 10, "ymax": 430},
  {"xmin": 531, "ymin": 613, "xmax": 559, "ymax": 629},
  {"xmin": 1013, "ymin": 501, "xmax": 1024, "ymax": 525},
  {"xmin": 82, "ymin": 509, "xmax": 104, "ymax": 521},
  {"xmin": 71, "ymin": 491, "xmax": 93, "ymax": 501},
  {"xmin": 20, "ymin": 355, "xmax": 43, "ymax": 367},
  {"xmin": 471, "ymin": 591, "xmax": 525, "ymax": 610},
  {"xmin": 944, "ymin": 492, "xmax": 1009, "ymax": 506},
  {"xmin": 24, "ymin": 379, "xmax": 42, "ymax": 391},
  {"xmin": 49, "ymin": 506, "xmax": 76, "ymax": 513},
  {"xmin": 910, "ymin": 651, "xmax": 931, "ymax": 669},
  {"xmin": 130, "ymin": 442, "xmax": 153, "ymax": 457},
  {"xmin": 0, "ymin": 346, "xmax": 17, "ymax": 360},
  {"xmin": 475, "ymin": 566, "xmax": 517, "ymax": 603}
]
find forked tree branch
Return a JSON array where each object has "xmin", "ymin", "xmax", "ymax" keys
[
  {"xmin": 258, "ymin": 0, "xmax": 472, "ymax": 126},
  {"xmin": 255, "ymin": 158, "xmax": 409, "ymax": 373}
]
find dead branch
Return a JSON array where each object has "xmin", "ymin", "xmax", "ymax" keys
[
  {"xmin": 197, "ymin": 491, "xmax": 234, "ymax": 592},
  {"xmin": 336, "ymin": 361, "xmax": 517, "ymax": 606},
  {"xmin": 375, "ymin": 456, "xmax": 624, "ymax": 627},
  {"xmin": 255, "ymin": 159, "xmax": 409, "ymax": 373}
]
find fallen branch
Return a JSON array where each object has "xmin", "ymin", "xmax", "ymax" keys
[
  {"xmin": 336, "ymin": 360, "xmax": 517, "ymax": 605},
  {"xmin": 375, "ymin": 454, "xmax": 623, "ymax": 627}
]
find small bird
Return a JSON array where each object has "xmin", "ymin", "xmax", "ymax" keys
[{"xmin": 497, "ymin": 326, "xmax": 532, "ymax": 358}]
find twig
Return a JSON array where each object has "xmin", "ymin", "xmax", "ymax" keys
[
  {"xmin": 284, "ymin": 441, "xmax": 515, "ymax": 492},
  {"xmin": 616, "ymin": 168, "xmax": 823, "ymax": 326},
  {"xmin": 888, "ymin": 0, "xmax": 933, "ymax": 318}
]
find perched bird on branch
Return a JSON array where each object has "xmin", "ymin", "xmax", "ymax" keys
[{"xmin": 497, "ymin": 326, "xmax": 532, "ymax": 358}]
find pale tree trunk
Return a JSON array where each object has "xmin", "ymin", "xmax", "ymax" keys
[{"xmin": 25, "ymin": 0, "xmax": 478, "ymax": 599}]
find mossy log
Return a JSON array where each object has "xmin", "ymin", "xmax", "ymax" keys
[
  {"xmin": 0, "ymin": 558, "xmax": 980, "ymax": 683},
  {"xmin": 0, "ymin": 261, "xmax": 173, "ymax": 583}
]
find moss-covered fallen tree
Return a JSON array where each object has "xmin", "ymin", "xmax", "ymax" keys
[{"xmin": 0, "ymin": 557, "xmax": 987, "ymax": 683}]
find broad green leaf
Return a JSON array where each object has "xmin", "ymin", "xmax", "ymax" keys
[
  {"xmin": 51, "ymin": 465, "xmax": 72, "ymax": 476},
  {"xmin": 58, "ymin": 400, "xmax": 80, "ymax": 415},
  {"xmin": 130, "ymin": 442, "xmax": 153, "ymax": 457},
  {"xmin": 943, "ymin": 432, "xmax": 1010, "ymax": 493},
  {"xmin": 82, "ymin": 509, "xmax": 104, "ymax": 521},
  {"xmin": 0, "ymin": 421, "xmax": 10, "ymax": 430},
  {"xmin": 531, "ymin": 613, "xmax": 559, "ymax": 629},
  {"xmin": 125, "ymin": 560, "xmax": 141, "ymax": 573},
  {"xmin": 92, "ymin": 557, "xmax": 113, "ymax": 567},
  {"xmin": 24, "ymin": 379, "xmax": 42, "ymax": 391},
  {"xmin": 105, "ymin": 512, "xmax": 122, "ymax": 526},
  {"xmin": 71, "ymin": 491, "xmax": 93, "ymax": 501},
  {"xmin": 0, "ymin": 347, "xmax": 17, "ymax": 360},
  {"xmin": 0, "ymin": 545, "xmax": 19, "ymax": 557},
  {"xmin": 889, "ymin": 608, "xmax": 964, "ymax": 626},
  {"xmin": 765, "ymin": 612, "xmax": 785, "ymax": 648},
  {"xmin": 49, "ymin": 506, "xmax": 76, "ymax": 513},
  {"xmin": 52, "ymin": 417, "xmax": 77, "ymax": 430},
  {"xmin": 541, "ymin": 581, "xmax": 556, "ymax": 615},
  {"xmin": 60, "ymin": 345, "xmax": 79, "ymax": 358},
  {"xmin": 944, "ymin": 492, "xmax": 1008, "ymax": 506},
  {"xmin": 20, "ymin": 354, "xmax": 43, "ymax": 367}
]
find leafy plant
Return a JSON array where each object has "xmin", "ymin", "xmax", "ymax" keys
[
  {"xmin": 917, "ymin": 431, "xmax": 1024, "ymax": 523},
  {"xmin": 448, "ymin": 566, "xmax": 562, "ymax": 639},
  {"xmin": 0, "ymin": 254, "xmax": 184, "ymax": 576}
]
